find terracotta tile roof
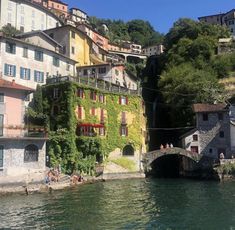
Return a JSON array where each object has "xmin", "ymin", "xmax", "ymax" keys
[
  {"xmin": 0, "ymin": 79, "xmax": 34, "ymax": 91},
  {"xmin": 193, "ymin": 103, "xmax": 228, "ymax": 113}
]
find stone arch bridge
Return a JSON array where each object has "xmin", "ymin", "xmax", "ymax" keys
[{"xmin": 142, "ymin": 147, "xmax": 202, "ymax": 177}]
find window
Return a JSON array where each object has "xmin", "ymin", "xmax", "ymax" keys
[
  {"xmin": 115, "ymin": 69, "xmax": 119, "ymax": 76},
  {"xmin": 77, "ymin": 106, "xmax": 82, "ymax": 119},
  {"xmin": 120, "ymin": 125, "xmax": 128, "ymax": 136},
  {"xmin": 20, "ymin": 67, "xmax": 30, "ymax": 80},
  {"xmin": 0, "ymin": 93, "xmax": 4, "ymax": 103},
  {"xmin": 20, "ymin": 16, "xmax": 24, "ymax": 25},
  {"xmin": 53, "ymin": 105, "xmax": 59, "ymax": 115},
  {"xmin": 6, "ymin": 42, "xmax": 16, "ymax": 54},
  {"xmin": 98, "ymin": 67, "xmax": 106, "ymax": 74},
  {"xmin": 34, "ymin": 71, "xmax": 44, "ymax": 83},
  {"xmin": 192, "ymin": 134, "xmax": 198, "ymax": 141},
  {"xmin": 53, "ymin": 56, "xmax": 60, "ymax": 67},
  {"xmin": 35, "ymin": 50, "xmax": 43, "ymax": 61},
  {"xmin": 99, "ymin": 94, "xmax": 105, "ymax": 103},
  {"xmin": 99, "ymin": 127, "xmax": 105, "ymax": 136},
  {"xmin": 83, "ymin": 69, "xmax": 88, "ymax": 76},
  {"xmin": 23, "ymin": 47, "xmax": 28, "ymax": 58},
  {"xmin": 0, "ymin": 146, "xmax": 3, "ymax": 168},
  {"xmin": 71, "ymin": 46, "xmax": 75, "ymax": 54},
  {"xmin": 4, "ymin": 64, "xmax": 16, "ymax": 77},
  {"xmin": 7, "ymin": 13, "xmax": 12, "ymax": 23},
  {"xmin": 20, "ymin": 26, "xmax": 24, "ymax": 32},
  {"xmin": 191, "ymin": 146, "xmax": 198, "ymax": 154},
  {"xmin": 121, "ymin": 111, "xmax": 126, "ymax": 124},
  {"xmin": 100, "ymin": 109, "xmax": 104, "ymax": 123},
  {"xmin": 24, "ymin": 145, "xmax": 38, "ymax": 162},
  {"xmin": 91, "ymin": 107, "xmax": 96, "ymax": 116},
  {"xmin": 202, "ymin": 113, "xmax": 208, "ymax": 121},
  {"xmin": 219, "ymin": 131, "xmax": 225, "ymax": 138},
  {"xmin": 90, "ymin": 91, "xmax": 96, "ymax": 101},
  {"xmin": 53, "ymin": 88, "xmax": 60, "ymax": 98},
  {"xmin": 0, "ymin": 115, "xmax": 3, "ymax": 136},
  {"xmin": 119, "ymin": 96, "xmax": 128, "ymax": 105},
  {"xmin": 209, "ymin": 148, "xmax": 213, "ymax": 154},
  {"xmin": 71, "ymin": 31, "xmax": 75, "ymax": 39},
  {"xmin": 66, "ymin": 62, "xmax": 70, "ymax": 71},
  {"xmin": 218, "ymin": 113, "xmax": 223, "ymax": 121},
  {"xmin": 77, "ymin": 88, "xmax": 84, "ymax": 98}
]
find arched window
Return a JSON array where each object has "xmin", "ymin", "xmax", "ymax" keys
[
  {"xmin": 123, "ymin": 145, "xmax": 134, "ymax": 156},
  {"xmin": 24, "ymin": 144, "xmax": 39, "ymax": 162}
]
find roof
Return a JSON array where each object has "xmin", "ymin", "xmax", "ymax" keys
[
  {"xmin": 193, "ymin": 103, "xmax": 228, "ymax": 113},
  {"xmin": 198, "ymin": 13, "xmax": 224, "ymax": 20},
  {"xmin": 49, "ymin": 0, "xmax": 68, "ymax": 6},
  {"xmin": 0, "ymin": 79, "xmax": 34, "ymax": 91},
  {"xmin": 15, "ymin": 30, "xmax": 63, "ymax": 48},
  {"xmin": 0, "ymin": 35, "xmax": 77, "ymax": 64}
]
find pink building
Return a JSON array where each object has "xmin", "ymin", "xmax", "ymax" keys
[{"xmin": 0, "ymin": 79, "xmax": 47, "ymax": 182}]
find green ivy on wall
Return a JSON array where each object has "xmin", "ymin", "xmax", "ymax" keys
[{"xmin": 43, "ymin": 81, "xmax": 144, "ymax": 175}]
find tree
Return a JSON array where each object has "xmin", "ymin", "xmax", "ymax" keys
[
  {"xmin": 159, "ymin": 63, "xmax": 225, "ymax": 126},
  {"xmin": 0, "ymin": 24, "xmax": 21, "ymax": 37}
]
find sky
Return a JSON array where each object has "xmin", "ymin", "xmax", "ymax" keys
[{"xmin": 66, "ymin": 0, "xmax": 235, "ymax": 34}]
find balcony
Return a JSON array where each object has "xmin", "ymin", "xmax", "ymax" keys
[
  {"xmin": 0, "ymin": 125, "xmax": 47, "ymax": 139},
  {"xmin": 46, "ymin": 76, "xmax": 141, "ymax": 96}
]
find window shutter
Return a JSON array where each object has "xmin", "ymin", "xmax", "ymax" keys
[
  {"xmin": 120, "ymin": 125, "xmax": 122, "ymax": 136},
  {"xmin": 13, "ymin": 66, "xmax": 16, "ymax": 77},
  {"xmin": 42, "ymin": 72, "xmax": 44, "ymax": 82},
  {"xmin": 94, "ymin": 92, "xmax": 97, "ymax": 100},
  {"xmin": 126, "ymin": 97, "xmax": 128, "ymax": 105},
  {"xmin": 78, "ymin": 106, "xmax": 82, "ymax": 119},
  {"xmin": 4, "ymin": 64, "xmax": 8, "ymax": 76},
  {"xmin": 13, "ymin": 44, "xmax": 16, "ymax": 54},
  {"xmin": 20, "ymin": 67, "xmax": 23, "ymax": 79},
  {"xmin": 28, "ymin": 69, "xmax": 31, "ymax": 80},
  {"xmin": 119, "ymin": 96, "xmax": 121, "ymax": 104},
  {"xmin": 34, "ymin": 71, "xmax": 37, "ymax": 82},
  {"xmin": 126, "ymin": 127, "xmax": 128, "ymax": 136}
]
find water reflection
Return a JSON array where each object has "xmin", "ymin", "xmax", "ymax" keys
[{"xmin": 1, "ymin": 179, "xmax": 235, "ymax": 229}]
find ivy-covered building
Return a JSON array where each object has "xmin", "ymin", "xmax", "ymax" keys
[{"xmin": 43, "ymin": 76, "xmax": 147, "ymax": 174}]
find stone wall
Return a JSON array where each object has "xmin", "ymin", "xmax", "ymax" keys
[{"xmin": 0, "ymin": 139, "xmax": 46, "ymax": 177}]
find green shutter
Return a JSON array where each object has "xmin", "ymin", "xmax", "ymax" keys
[{"xmin": 4, "ymin": 64, "xmax": 8, "ymax": 76}]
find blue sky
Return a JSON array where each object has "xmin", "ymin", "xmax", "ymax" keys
[{"xmin": 66, "ymin": 0, "xmax": 235, "ymax": 34}]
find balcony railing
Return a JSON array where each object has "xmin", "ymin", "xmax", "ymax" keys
[
  {"xmin": 0, "ymin": 125, "xmax": 47, "ymax": 138},
  {"xmin": 46, "ymin": 76, "xmax": 141, "ymax": 96}
]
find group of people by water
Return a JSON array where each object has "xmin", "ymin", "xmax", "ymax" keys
[{"xmin": 45, "ymin": 165, "xmax": 84, "ymax": 185}]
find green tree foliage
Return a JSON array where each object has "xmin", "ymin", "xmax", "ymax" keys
[
  {"xmin": 0, "ymin": 24, "xmax": 21, "ymax": 37},
  {"xmin": 159, "ymin": 63, "xmax": 225, "ymax": 126},
  {"xmin": 89, "ymin": 17, "xmax": 164, "ymax": 46}
]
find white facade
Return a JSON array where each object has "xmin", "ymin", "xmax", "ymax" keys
[
  {"xmin": 142, "ymin": 45, "xmax": 164, "ymax": 56},
  {"xmin": 0, "ymin": 0, "xmax": 62, "ymax": 32},
  {"xmin": 77, "ymin": 64, "xmax": 138, "ymax": 90},
  {"xmin": 0, "ymin": 36, "xmax": 76, "ymax": 89}
]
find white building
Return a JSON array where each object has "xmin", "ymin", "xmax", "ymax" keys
[
  {"xmin": 142, "ymin": 44, "xmax": 164, "ymax": 56},
  {"xmin": 0, "ymin": 0, "xmax": 63, "ymax": 33},
  {"xmin": 77, "ymin": 63, "xmax": 138, "ymax": 90},
  {"xmin": 0, "ymin": 32, "xmax": 77, "ymax": 89}
]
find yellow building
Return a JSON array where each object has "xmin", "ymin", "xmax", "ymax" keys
[{"xmin": 44, "ymin": 25, "xmax": 107, "ymax": 68}]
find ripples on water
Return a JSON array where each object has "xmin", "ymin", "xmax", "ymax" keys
[{"xmin": 1, "ymin": 179, "xmax": 235, "ymax": 229}]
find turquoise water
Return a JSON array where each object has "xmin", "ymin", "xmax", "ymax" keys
[{"xmin": 1, "ymin": 179, "xmax": 235, "ymax": 229}]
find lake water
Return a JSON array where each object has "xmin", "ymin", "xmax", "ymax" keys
[{"xmin": 1, "ymin": 178, "xmax": 235, "ymax": 229}]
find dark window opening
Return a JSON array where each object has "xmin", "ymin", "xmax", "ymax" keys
[
  {"xmin": 203, "ymin": 113, "xmax": 208, "ymax": 121},
  {"xmin": 123, "ymin": 145, "xmax": 134, "ymax": 156},
  {"xmin": 24, "ymin": 145, "xmax": 39, "ymax": 162}
]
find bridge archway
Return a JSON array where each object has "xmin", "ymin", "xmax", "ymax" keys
[
  {"xmin": 143, "ymin": 148, "xmax": 200, "ymax": 178},
  {"xmin": 149, "ymin": 154, "xmax": 197, "ymax": 178}
]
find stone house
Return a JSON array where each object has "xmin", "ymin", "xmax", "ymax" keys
[
  {"xmin": 0, "ymin": 78, "xmax": 47, "ymax": 181},
  {"xmin": 181, "ymin": 103, "xmax": 231, "ymax": 159}
]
